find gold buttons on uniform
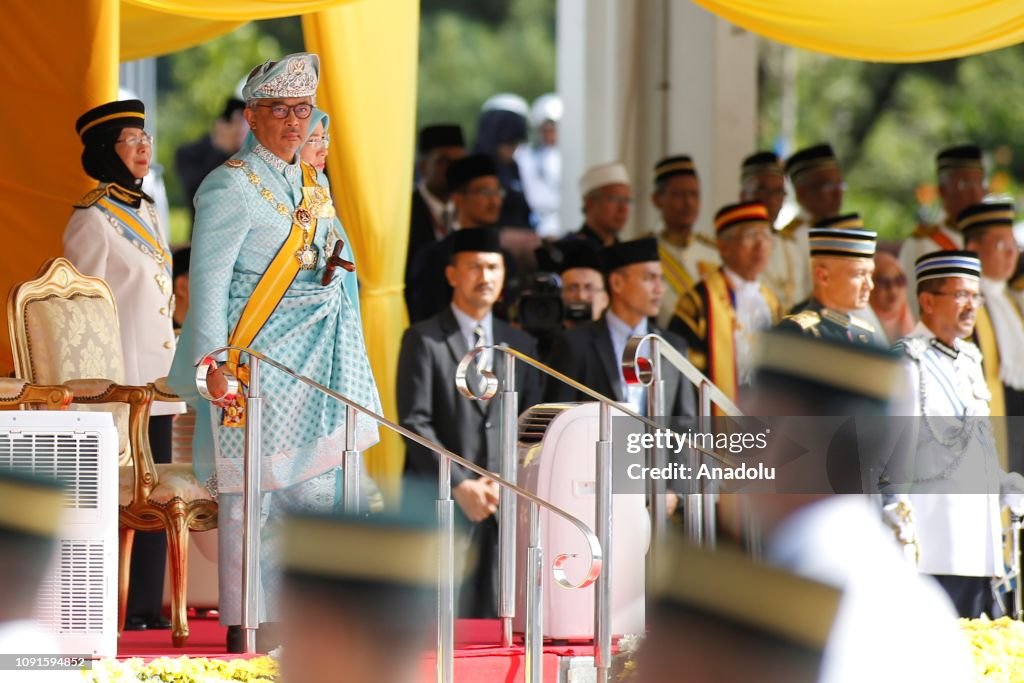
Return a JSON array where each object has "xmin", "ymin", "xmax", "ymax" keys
[{"xmin": 163, "ymin": 341, "xmax": 173, "ymax": 349}]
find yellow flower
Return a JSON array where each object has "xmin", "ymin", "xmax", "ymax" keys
[{"xmin": 82, "ymin": 656, "xmax": 280, "ymax": 682}]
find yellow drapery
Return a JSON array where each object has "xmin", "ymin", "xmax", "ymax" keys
[
  {"xmin": 0, "ymin": 0, "xmax": 120, "ymax": 371},
  {"xmin": 121, "ymin": 3, "xmax": 243, "ymax": 61},
  {"xmin": 302, "ymin": 0, "xmax": 418, "ymax": 503},
  {"xmin": 693, "ymin": 0, "xmax": 1024, "ymax": 62}
]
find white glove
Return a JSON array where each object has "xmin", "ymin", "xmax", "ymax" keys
[
  {"xmin": 882, "ymin": 498, "xmax": 920, "ymax": 566},
  {"xmin": 1004, "ymin": 493, "xmax": 1024, "ymax": 518}
]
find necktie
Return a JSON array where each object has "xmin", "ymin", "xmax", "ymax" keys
[{"xmin": 472, "ymin": 324, "xmax": 487, "ymax": 393}]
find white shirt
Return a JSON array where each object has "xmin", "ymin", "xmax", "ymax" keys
[
  {"xmin": 979, "ymin": 276, "xmax": 1024, "ymax": 390},
  {"xmin": 515, "ymin": 144, "xmax": 561, "ymax": 238},
  {"xmin": 450, "ymin": 303, "xmax": 493, "ymax": 371},
  {"xmin": 722, "ymin": 267, "xmax": 772, "ymax": 386},
  {"xmin": 605, "ymin": 310, "xmax": 648, "ymax": 415},
  {"xmin": 765, "ymin": 496, "xmax": 974, "ymax": 683}
]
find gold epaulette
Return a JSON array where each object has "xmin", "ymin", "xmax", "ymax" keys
[
  {"xmin": 783, "ymin": 310, "xmax": 820, "ymax": 331},
  {"xmin": 910, "ymin": 222, "xmax": 939, "ymax": 239},
  {"xmin": 849, "ymin": 314, "xmax": 876, "ymax": 334},
  {"xmin": 693, "ymin": 233, "xmax": 719, "ymax": 251},
  {"xmin": 73, "ymin": 186, "xmax": 107, "ymax": 209},
  {"xmin": 777, "ymin": 217, "xmax": 805, "ymax": 240}
]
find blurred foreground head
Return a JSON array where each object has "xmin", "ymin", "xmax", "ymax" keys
[{"xmin": 638, "ymin": 539, "xmax": 840, "ymax": 683}]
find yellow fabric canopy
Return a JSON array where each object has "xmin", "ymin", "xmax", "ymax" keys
[
  {"xmin": 124, "ymin": 0, "xmax": 349, "ymax": 21},
  {"xmin": 0, "ymin": 0, "xmax": 120, "ymax": 370},
  {"xmin": 302, "ymin": 0, "xmax": 418, "ymax": 502},
  {"xmin": 121, "ymin": 3, "xmax": 243, "ymax": 61},
  {"xmin": 693, "ymin": 0, "xmax": 1024, "ymax": 62}
]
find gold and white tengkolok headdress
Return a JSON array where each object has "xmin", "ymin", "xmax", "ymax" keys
[{"xmin": 242, "ymin": 52, "xmax": 320, "ymax": 102}]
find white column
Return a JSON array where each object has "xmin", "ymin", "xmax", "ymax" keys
[{"xmin": 557, "ymin": 0, "xmax": 758, "ymax": 239}]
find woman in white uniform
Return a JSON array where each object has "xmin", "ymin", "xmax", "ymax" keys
[{"xmin": 64, "ymin": 99, "xmax": 182, "ymax": 631}]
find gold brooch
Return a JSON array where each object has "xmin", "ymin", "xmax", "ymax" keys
[{"xmin": 294, "ymin": 208, "xmax": 312, "ymax": 227}]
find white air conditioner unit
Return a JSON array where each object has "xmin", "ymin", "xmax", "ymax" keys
[
  {"xmin": 514, "ymin": 402, "xmax": 648, "ymax": 640},
  {"xmin": 0, "ymin": 411, "xmax": 118, "ymax": 658}
]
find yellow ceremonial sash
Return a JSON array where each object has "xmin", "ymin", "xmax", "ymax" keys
[
  {"xmin": 658, "ymin": 242, "xmax": 696, "ymax": 297},
  {"xmin": 704, "ymin": 269, "xmax": 738, "ymax": 412},
  {"xmin": 975, "ymin": 305, "xmax": 1008, "ymax": 470},
  {"xmin": 221, "ymin": 162, "xmax": 320, "ymax": 428},
  {"xmin": 95, "ymin": 196, "xmax": 172, "ymax": 268}
]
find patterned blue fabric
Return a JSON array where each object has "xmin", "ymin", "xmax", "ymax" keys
[{"xmin": 168, "ymin": 142, "xmax": 379, "ymax": 494}]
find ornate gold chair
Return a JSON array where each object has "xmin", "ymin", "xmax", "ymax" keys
[
  {"xmin": 7, "ymin": 257, "xmax": 217, "ymax": 647},
  {"xmin": 0, "ymin": 378, "xmax": 73, "ymax": 410}
]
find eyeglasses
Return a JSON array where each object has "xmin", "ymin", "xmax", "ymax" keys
[
  {"xmin": 806, "ymin": 181, "xmax": 846, "ymax": 193},
  {"xmin": 598, "ymin": 194, "xmax": 634, "ymax": 206},
  {"xmin": 116, "ymin": 132, "xmax": 153, "ymax": 147},
  {"xmin": 933, "ymin": 290, "xmax": 984, "ymax": 306},
  {"xmin": 563, "ymin": 283, "xmax": 605, "ymax": 295},
  {"xmin": 467, "ymin": 188, "xmax": 506, "ymax": 199},
  {"xmin": 874, "ymin": 275, "xmax": 907, "ymax": 289},
  {"xmin": 254, "ymin": 103, "xmax": 313, "ymax": 119},
  {"xmin": 305, "ymin": 135, "xmax": 331, "ymax": 149},
  {"xmin": 953, "ymin": 179, "xmax": 988, "ymax": 193},
  {"xmin": 733, "ymin": 229, "xmax": 773, "ymax": 246}
]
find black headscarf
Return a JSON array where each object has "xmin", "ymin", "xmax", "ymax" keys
[{"xmin": 76, "ymin": 100, "xmax": 151, "ymax": 208}]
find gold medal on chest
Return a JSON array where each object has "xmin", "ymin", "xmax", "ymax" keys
[{"xmin": 296, "ymin": 244, "xmax": 320, "ymax": 270}]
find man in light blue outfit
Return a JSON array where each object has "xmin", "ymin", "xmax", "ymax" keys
[{"xmin": 168, "ymin": 52, "xmax": 380, "ymax": 651}]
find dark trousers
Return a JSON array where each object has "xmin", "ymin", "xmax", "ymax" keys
[
  {"xmin": 931, "ymin": 574, "xmax": 1001, "ymax": 619},
  {"xmin": 458, "ymin": 515, "xmax": 499, "ymax": 619},
  {"xmin": 125, "ymin": 414, "xmax": 173, "ymax": 619}
]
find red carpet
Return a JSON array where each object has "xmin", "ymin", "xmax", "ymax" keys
[
  {"xmin": 118, "ymin": 614, "xmax": 230, "ymax": 659},
  {"xmin": 119, "ymin": 617, "xmax": 593, "ymax": 681}
]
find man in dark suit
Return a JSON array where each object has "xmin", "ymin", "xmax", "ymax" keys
[
  {"xmin": 406, "ymin": 154, "xmax": 517, "ymax": 323},
  {"xmin": 406, "ymin": 124, "xmax": 465, "ymax": 297},
  {"xmin": 398, "ymin": 227, "xmax": 542, "ymax": 617},
  {"xmin": 545, "ymin": 237, "xmax": 696, "ymax": 418}
]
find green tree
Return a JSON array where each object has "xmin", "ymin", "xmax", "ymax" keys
[
  {"xmin": 758, "ymin": 42, "xmax": 1024, "ymax": 240},
  {"xmin": 417, "ymin": 0, "xmax": 556, "ymax": 144}
]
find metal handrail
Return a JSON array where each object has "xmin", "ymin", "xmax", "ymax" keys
[
  {"xmin": 194, "ymin": 344, "xmax": 602, "ymax": 682},
  {"xmin": 623, "ymin": 333, "xmax": 746, "ymax": 553},
  {"xmin": 623, "ymin": 333, "xmax": 742, "ymax": 417},
  {"xmin": 455, "ymin": 343, "xmax": 741, "ymax": 683}
]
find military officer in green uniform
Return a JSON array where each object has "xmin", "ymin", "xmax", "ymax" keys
[{"xmin": 777, "ymin": 224, "xmax": 877, "ymax": 344}]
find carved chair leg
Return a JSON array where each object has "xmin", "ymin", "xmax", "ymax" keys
[
  {"xmin": 166, "ymin": 502, "xmax": 191, "ymax": 648},
  {"xmin": 118, "ymin": 526, "xmax": 135, "ymax": 638}
]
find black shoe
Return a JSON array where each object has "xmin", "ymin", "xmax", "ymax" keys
[
  {"xmin": 123, "ymin": 616, "xmax": 148, "ymax": 631},
  {"xmin": 145, "ymin": 616, "xmax": 172, "ymax": 630},
  {"xmin": 226, "ymin": 625, "xmax": 244, "ymax": 654}
]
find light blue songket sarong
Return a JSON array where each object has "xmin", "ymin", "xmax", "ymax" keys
[{"xmin": 168, "ymin": 72, "xmax": 380, "ymax": 621}]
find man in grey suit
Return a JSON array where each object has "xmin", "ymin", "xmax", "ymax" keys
[
  {"xmin": 398, "ymin": 227, "xmax": 542, "ymax": 617},
  {"xmin": 545, "ymin": 237, "xmax": 696, "ymax": 418}
]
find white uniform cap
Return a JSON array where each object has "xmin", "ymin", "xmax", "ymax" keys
[
  {"xmin": 579, "ymin": 162, "xmax": 630, "ymax": 196},
  {"xmin": 531, "ymin": 93, "xmax": 563, "ymax": 127},
  {"xmin": 481, "ymin": 93, "xmax": 530, "ymax": 118}
]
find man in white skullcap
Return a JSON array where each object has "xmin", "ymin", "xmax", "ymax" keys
[{"xmin": 561, "ymin": 161, "xmax": 632, "ymax": 250}]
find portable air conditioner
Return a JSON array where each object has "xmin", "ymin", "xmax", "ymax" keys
[
  {"xmin": 0, "ymin": 411, "xmax": 118, "ymax": 657},
  {"xmin": 514, "ymin": 402, "xmax": 648, "ymax": 639}
]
